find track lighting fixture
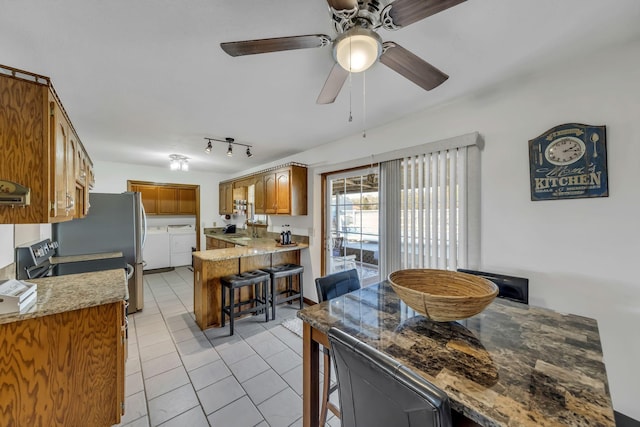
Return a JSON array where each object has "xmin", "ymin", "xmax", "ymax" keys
[
  {"xmin": 204, "ymin": 137, "xmax": 254, "ymax": 158},
  {"xmin": 169, "ymin": 154, "xmax": 189, "ymax": 171}
]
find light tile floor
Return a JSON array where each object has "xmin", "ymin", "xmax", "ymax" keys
[{"xmin": 113, "ymin": 266, "xmax": 339, "ymax": 427}]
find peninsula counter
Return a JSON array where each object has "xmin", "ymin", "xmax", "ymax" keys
[{"xmin": 192, "ymin": 240, "xmax": 308, "ymax": 330}]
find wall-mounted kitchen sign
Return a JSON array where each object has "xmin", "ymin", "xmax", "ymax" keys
[{"xmin": 528, "ymin": 123, "xmax": 608, "ymax": 201}]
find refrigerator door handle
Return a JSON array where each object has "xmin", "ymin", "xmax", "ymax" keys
[
  {"xmin": 126, "ymin": 263, "xmax": 134, "ymax": 280},
  {"xmin": 141, "ymin": 202, "xmax": 148, "ymax": 249}
]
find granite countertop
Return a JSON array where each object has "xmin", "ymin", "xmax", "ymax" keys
[
  {"xmin": 298, "ymin": 281, "xmax": 614, "ymax": 427},
  {"xmin": 0, "ymin": 269, "xmax": 128, "ymax": 326},
  {"xmin": 193, "ymin": 238, "xmax": 308, "ymax": 262},
  {"xmin": 51, "ymin": 251, "xmax": 123, "ymax": 264}
]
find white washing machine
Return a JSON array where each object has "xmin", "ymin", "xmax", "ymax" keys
[
  {"xmin": 143, "ymin": 226, "xmax": 170, "ymax": 270},
  {"xmin": 168, "ymin": 225, "xmax": 196, "ymax": 267}
]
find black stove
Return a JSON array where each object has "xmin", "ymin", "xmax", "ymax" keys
[{"xmin": 15, "ymin": 238, "xmax": 126, "ymax": 280}]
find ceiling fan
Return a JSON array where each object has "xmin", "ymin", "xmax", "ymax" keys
[{"xmin": 221, "ymin": 0, "xmax": 466, "ymax": 104}]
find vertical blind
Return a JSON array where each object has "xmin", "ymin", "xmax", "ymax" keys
[
  {"xmin": 381, "ymin": 146, "xmax": 469, "ymax": 274},
  {"xmin": 402, "ymin": 147, "xmax": 467, "ymax": 270}
]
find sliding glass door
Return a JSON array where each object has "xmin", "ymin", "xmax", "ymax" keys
[{"xmin": 325, "ymin": 169, "xmax": 380, "ymax": 285}]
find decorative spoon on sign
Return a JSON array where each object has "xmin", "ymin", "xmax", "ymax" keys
[{"xmin": 591, "ymin": 133, "xmax": 599, "ymax": 158}]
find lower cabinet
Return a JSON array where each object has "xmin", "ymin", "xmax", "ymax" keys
[
  {"xmin": 206, "ymin": 236, "xmax": 236, "ymax": 249},
  {"xmin": 0, "ymin": 301, "xmax": 126, "ymax": 426}
]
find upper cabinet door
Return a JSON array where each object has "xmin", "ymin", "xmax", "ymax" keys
[
  {"xmin": 50, "ymin": 100, "xmax": 71, "ymax": 221},
  {"xmin": 132, "ymin": 184, "xmax": 158, "ymax": 214},
  {"xmin": 254, "ymin": 175, "xmax": 266, "ymax": 214},
  {"xmin": 157, "ymin": 187, "xmax": 178, "ymax": 214},
  {"xmin": 219, "ymin": 182, "xmax": 233, "ymax": 215},
  {"xmin": 178, "ymin": 188, "xmax": 196, "ymax": 215},
  {"xmin": 275, "ymin": 170, "xmax": 291, "ymax": 214},
  {"xmin": 264, "ymin": 173, "xmax": 277, "ymax": 214}
]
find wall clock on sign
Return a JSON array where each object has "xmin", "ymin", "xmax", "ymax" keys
[{"xmin": 528, "ymin": 123, "xmax": 608, "ymax": 201}]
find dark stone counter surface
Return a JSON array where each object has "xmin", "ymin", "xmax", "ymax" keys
[{"xmin": 298, "ymin": 281, "xmax": 614, "ymax": 427}]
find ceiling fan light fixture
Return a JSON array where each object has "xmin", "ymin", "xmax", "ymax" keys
[{"xmin": 334, "ymin": 27, "xmax": 382, "ymax": 73}]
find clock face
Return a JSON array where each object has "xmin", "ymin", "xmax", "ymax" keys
[{"xmin": 544, "ymin": 136, "xmax": 586, "ymax": 165}]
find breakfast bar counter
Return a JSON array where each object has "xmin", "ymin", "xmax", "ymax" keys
[
  {"xmin": 192, "ymin": 241, "xmax": 308, "ymax": 330},
  {"xmin": 298, "ymin": 281, "xmax": 615, "ymax": 427}
]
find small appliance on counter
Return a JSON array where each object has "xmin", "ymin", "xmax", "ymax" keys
[{"xmin": 223, "ymin": 224, "xmax": 236, "ymax": 234}]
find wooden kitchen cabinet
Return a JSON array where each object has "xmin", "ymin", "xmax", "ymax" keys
[
  {"xmin": 0, "ymin": 65, "xmax": 93, "ymax": 224},
  {"xmin": 0, "ymin": 300, "xmax": 126, "ymax": 426},
  {"xmin": 206, "ymin": 236, "xmax": 235, "ymax": 249},
  {"xmin": 131, "ymin": 183, "xmax": 159, "ymax": 214},
  {"xmin": 129, "ymin": 182, "xmax": 197, "ymax": 216},
  {"xmin": 253, "ymin": 174, "xmax": 266, "ymax": 214},
  {"xmin": 158, "ymin": 186, "xmax": 178, "ymax": 214},
  {"xmin": 259, "ymin": 165, "xmax": 306, "ymax": 215},
  {"xmin": 219, "ymin": 181, "xmax": 234, "ymax": 215},
  {"xmin": 178, "ymin": 188, "xmax": 196, "ymax": 214},
  {"xmin": 220, "ymin": 164, "xmax": 307, "ymax": 217}
]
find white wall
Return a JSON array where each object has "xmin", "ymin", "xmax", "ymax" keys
[
  {"xmin": 235, "ymin": 37, "xmax": 640, "ymax": 418},
  {"xmin": 92, "ymin": 160, "xmax": 225, "ymax": 249}
]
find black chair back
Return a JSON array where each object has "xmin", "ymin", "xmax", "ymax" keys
[
  {"xmin": 328, "ymin": 327, "xmax": 453, "ymax": 427},
  {"xmin": 315, "ymin": 268, "xmax": 361, "ymax": 302},
  {"xmin": 457, "ymin": 269, "xmax": 529, "ymax": 304}
]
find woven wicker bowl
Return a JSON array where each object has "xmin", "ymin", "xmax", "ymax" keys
[{"xmin": 388, "ymin": 269, "xmax": 499, "ymax": 322}]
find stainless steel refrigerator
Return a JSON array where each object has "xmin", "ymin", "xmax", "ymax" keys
[{"xmin": 52, "ymin": 192, "xmax": 147, "ymax": 312}]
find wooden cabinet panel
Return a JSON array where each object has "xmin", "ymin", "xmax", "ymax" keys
[
  {"xmin": 219, "ymin": 182, "xmax": 233, "ymax": 215},
  {"xmin": 51, "ymin": 103, "xmax": 69, "ymax": 220},
  {"xmin": 264, "ymin": 173, "xmax": 277, "ymax": 214},
  {"xmin": 275, "ymin": 170, "xmax": 291, "ymax": 214},
  {"xmin": 131, "ymin": 184, "xmax": 158, "ymax": 214},
  {"xmin": 178, "ymin": 188, "xmax": 196, "ymax": 214},
  {"xmin": 254, "ymin": 175, "xmax": 266, "ymax": 214},
  {"xmin": 0, "ymin": 301, "xmax": 125, "ymax": 426},
  {"xmin": 206, "ymin": 236, "xmax": 235, "ymax": 250},
  {"xmin": 158, "ymin": 186, "xmax": 178, "ymax": 214},
  {"xmin": 0, "ymin": 66, "xmax": 93, "ymax": 224}
]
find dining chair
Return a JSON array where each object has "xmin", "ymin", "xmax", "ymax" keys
[
  {"xmin": 315, "ymin": 268, "xmax": 361, "ymax": 426},
  {"xmin": 457, "ymin": 269, "xmax": 529, "ymax": 304},
  {"xmin": 328, "ymin": 327, "xmax": 453, "ymax": 427}
]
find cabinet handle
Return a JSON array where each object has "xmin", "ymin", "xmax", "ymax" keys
[{"xmin": 66, "ymin": 193, "xmax": 75, "ymax": 209}]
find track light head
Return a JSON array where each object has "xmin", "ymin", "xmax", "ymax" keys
[
  {"xmin": 205, "ymin": 141, "xmax": 212, "ymax": 153},
  {"xmin": 227, "ymin": 143, "xmax": 233, "ymax": 157},
  {"xmin": 246, "ymin": 147, "xmax": 252, "ymax": 158}
]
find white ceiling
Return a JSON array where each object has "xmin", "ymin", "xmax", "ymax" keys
[{"xmin": 2, "ymin": 1, "xmax": 639, "ymax": 174}]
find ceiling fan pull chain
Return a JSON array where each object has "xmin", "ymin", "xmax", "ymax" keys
[
  {"xmin": 348, "ymin": 69, "xmax": 353, "ymax": 122},
  {"xmin": 362, "ymin": 71, "xmax": 367, "ymax": 138}
]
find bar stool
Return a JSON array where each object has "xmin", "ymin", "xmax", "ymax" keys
[
  {"xmin": 220, "ymin": 270, "xmax": 271, "ymax": 336},
  {"xmin": 261, "ymin": 263, "xmax": 304, "ymax": 320}
]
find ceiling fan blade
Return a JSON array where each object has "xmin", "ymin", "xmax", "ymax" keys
[
  {"xmin": 316, "ymin": 63, "xmax": 349, "ymax": 104},
  {"xmin": 387, "ymin": 0, "xmax": 466, "ymax": 28},
  {"xmin": 380, "ymin": 42, "xmax": 449, "ymax": 91},
  {"xmin": 326, "ymin": 0, "xmax": 358, "ymax": 11},
  {"xmin": 221, "ymin": 34, "xmax": 331, "ymax": 57}
]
